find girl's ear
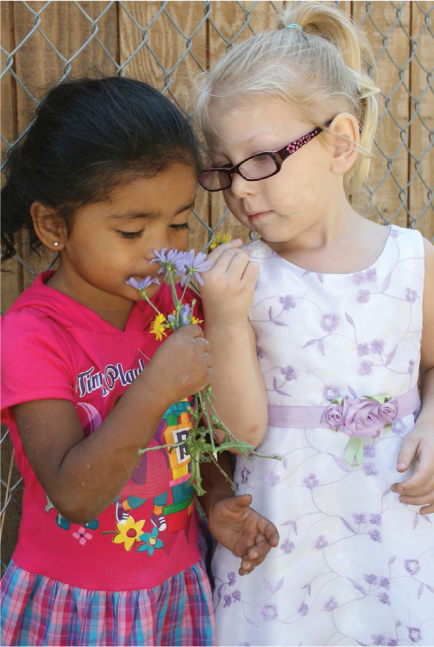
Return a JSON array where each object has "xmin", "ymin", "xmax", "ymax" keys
[
  {"xmin": 328, "ymin": 113, "xmax": 360, "ymax": 175},
  {"xmin": 30, "ymin": 202, "xmax": 68, "ymax": 251}
]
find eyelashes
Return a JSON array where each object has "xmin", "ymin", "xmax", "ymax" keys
[
  {"xmin": 117, "ymin": 222, "xmax": 190, "ymax": 239},
  {"xmin": 170, "ymin": 223, "xmax": 190, "ymax": 230}
]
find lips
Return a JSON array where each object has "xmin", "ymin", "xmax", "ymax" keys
[{"xmin": 246, "ymin": 210, "xmax": 272, "ymax": 222}]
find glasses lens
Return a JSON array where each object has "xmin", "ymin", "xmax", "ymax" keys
[
  {"xmin": 199, "ymin": 168, "xmax": 231, "ymax": 191},
  {"xmin": 239, "ymin": 153, "xmax": 277, "ymax": 180}
]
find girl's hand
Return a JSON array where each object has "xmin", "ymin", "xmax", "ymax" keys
[
  {"xmin": 207, "ymin": 493, "xmax": 279, "ymax": 575},
  {"xmin": 200, "ymin": 240, "xmax": 259, "ymax": 327},
  {"xmin": 391, "ymin": 423, "xmax": 434, "ymax": 514},
  {"xmin": 149, "ymin": 325, "xmax": 214, "ymax": 404}
]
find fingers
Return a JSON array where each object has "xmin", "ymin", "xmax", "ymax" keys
[
  {"xmin": 238, "ymin": 533, "xmax": 275, "ymax": 576},
  {"xmin": 398, "ymin": 491, "xmax": 434, "ymax": 506},
  {"xmin": 257, "ymin": 517, "xmax": 280, "ymax": 547},
  {"xmin": 392, "ymin": 456, "xmax": 433, "ymax": 494},
  {"xmin": 206, "ymin": 239, "xmax": 243, "ymax": 264},
  {"xmin": 210, "ymin": 246, "xmax": 250, "ymax": 276},
  {"xmin": 229, "ymin": 494, "xmax": 253, "ymax": 510},
  {"xmin": 395, "ymin": 435, "xmax": 419, "ymax": 473}
]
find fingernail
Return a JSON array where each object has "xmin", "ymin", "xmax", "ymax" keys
[{"xmin": 397, "ymin": 462, "xmax": 407, "ymax": 470}]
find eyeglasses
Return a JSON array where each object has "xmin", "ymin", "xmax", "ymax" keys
[{"xmin": 198, "ymin": 126, "xmax": 323, "ymax": 192}]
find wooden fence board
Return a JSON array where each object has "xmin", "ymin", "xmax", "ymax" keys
[
  {"xmin": 409, "ymin": 1, "xmax": 434, "ymax": 239},
  {"xmin": 352, "ymin": 2, "xmax": 411, "ymax": 226}
]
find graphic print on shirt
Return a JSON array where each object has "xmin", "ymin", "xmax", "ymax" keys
[
  {"xmin": 113, "ymin": 399, "xmax": 196, "ymax": 556},
  {"xmin": 44, "ymin": 357, "xmax": 195, "ymax": 558}
]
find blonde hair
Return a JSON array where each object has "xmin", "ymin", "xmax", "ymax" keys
[{"xmin": 195, "ymin": 2, "xmax": 380, "ymax": 199}]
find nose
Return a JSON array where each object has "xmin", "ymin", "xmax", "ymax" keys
[
  {"xmin": 144, "ymin": 229, "xmax": 173, "ymax": 262},
  {"xmin": 229, "ymin": 173, "xmax": 256, "ymax": 200}
]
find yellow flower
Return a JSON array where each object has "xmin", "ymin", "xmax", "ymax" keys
[
  {"xmin": 150, "ymin": 313, "xmax": 168, "ymax": 341},
  {"xmin": 209, "ymin": 232, "xmax": 233, "ymax": 250},
  {"xmin": 113, "ymin": 516, "xmax": 145, "ymax": 551}
]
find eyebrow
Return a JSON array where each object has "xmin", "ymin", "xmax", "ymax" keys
[{"xmin": 107, "ymin": 200, "xmax": 196, "ymax": 221}]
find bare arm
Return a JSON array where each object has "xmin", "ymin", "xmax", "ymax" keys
[
  {"xmin": 200, "ymin": 242, "xmax": 268, "ymax": 448},
  {"xmin": 392, "ymin": 237, "xmax": 434, "ymax": 513},
  {"xmin": 13, "ymin": 325, "xmax": 213, "ymax": 524}
]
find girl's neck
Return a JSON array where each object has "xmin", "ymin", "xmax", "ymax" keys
[{"xmin": 264, "ymin": 209, "xmax": 389, "ymax": 275}]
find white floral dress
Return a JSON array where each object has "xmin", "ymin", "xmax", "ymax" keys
[{"xmin": 212, "ymin": 225, "xmax": 434, "ymax": 647}]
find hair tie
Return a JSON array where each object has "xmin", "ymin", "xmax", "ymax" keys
[{"xmin": 286, "ymin": 23, "xmax": 302, "ymax": 31}]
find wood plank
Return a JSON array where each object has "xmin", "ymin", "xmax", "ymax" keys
[
  {"xmin": 119, "ymin": 1, "xmax": 209, "ymax": 252},
  {"xmin": 408, "ymin": 1, "xmax": 434, "ymax": 240},
  {"xmin": 12, "ymin": 1, "xmax": 119, "ymax": 289},
  {"xmin": 352, "ymin": 1, "xmax": 411, "ymax": 227}
]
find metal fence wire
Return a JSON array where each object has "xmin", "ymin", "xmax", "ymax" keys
[{"xmin": 1, "ymin": 0, "xmax": 434, "ymax": 571}]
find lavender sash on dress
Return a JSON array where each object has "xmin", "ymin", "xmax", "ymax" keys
[{"xmin": 268, "ymin": 384, "xmax": 420, "ymax": 438}]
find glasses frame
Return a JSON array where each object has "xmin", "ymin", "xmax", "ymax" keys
[{"xmin": 199, "ymin": 125, "xmax": 324, "ymax": 192}]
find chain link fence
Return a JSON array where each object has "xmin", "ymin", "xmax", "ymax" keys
[{"xmin": 1, "ymin": 0, "xmax": 433, "ymax": 572}]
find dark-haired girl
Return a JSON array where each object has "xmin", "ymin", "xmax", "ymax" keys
[{"xmin": 0, "ymin": 77, "xmax": 276, "ymax": 646}]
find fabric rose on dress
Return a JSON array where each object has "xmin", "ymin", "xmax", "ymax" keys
[{"xmin": 378, "ymin": 400, "xmax": 399, "ymax": 425}]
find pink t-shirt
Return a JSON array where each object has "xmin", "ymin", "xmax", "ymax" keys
[{"xmin": 1, "ymin": 272, "xmax": 204, "ymax": 591}]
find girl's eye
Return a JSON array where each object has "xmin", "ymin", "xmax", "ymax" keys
[
  {"xmin": 170, "ymin": 223, "xmax": 190, "ymax": 231},
  {"xmin": 117, "ymin": 230, "xmax": 143, "ymax": 239}
]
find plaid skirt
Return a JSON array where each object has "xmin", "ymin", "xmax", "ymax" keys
[{"xmin": 0, "ymin": 559, "xmax": 215, "ymax": 646}]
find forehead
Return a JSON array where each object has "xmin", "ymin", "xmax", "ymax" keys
[
  {"xmin": 107, "ymin": 164, "xmax": 197, "ymax": 207},
  {"xmin": 207, "ymin": 96, "xmax": 307, "ymax": 150}
]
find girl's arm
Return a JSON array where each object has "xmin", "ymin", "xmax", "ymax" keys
[
  {"xmin": 12, "ymin": 325, "xmax": 213, "ymax": 524},
  {"xmin": 200, "ymin": 241, "xmax": 268, "ymax": 448},
  {"xmin": 392, "ymin": 238, "xmax": 434, "ymax": 513}
]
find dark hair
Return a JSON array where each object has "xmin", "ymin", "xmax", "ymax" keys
[{"xmin": 1, "ymin": 76, "xmax": 201, "ymax": 261}]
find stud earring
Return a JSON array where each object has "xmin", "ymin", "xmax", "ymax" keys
[{"xmin": 54, "ymin": 242, "xmax": 59, "ymax": 247}]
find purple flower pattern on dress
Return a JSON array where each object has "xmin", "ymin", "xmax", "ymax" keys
[
  {"xmin": 282, "ymin": 539, "xmax": 295, "ymax": 554},
  {"xmin": 359, "ymin": 360, "xmax": 374, "ymax": 375},
  {"xmin": 303, "ymin": 473, "xmax": 319, "ymax": 489},
  {"xmin": 315, "ymin": 535, "xmax": 328, "ymax": 549},
  {"xmin": 264, "ymin": 471, "xmax": 280, "ymax": 487},
  {"xmin": 323, "ymin": 385, "xmax": 341, "ymax": 400},
  {"xmin": 369, "ymin": 529, "xmax": 382, "ymax": 542},
  {"xmin": 324, "ymin": 597, "xmax": 338, "ymax": 612},
  {"xmin": 240, "ymin": 467, "xmax": 251, "ymax": 485},
  {"xmin": 357, "ymin": 289, "xmax": 370, "ymax": 303},
  {"xmin": 405, "ymin": 288, "xmax": 418, "ymax": 303},
  {"xmin": 370, "ymin": 514, "xmax": 382, "ymax": 526},
  {"xmin": 363, "ymin": 462, "xmax": 378, "ymax": 476},
  {"xmin": 281, "ymin": 366, "xmax": 297, "ymax": 381},
  {"xmin": 298, "ymin": 602, "xmax": 309, "ymax": 616},
  {"xmin": 279, "ymin": 295, "xmax": 296, "ymax": 310},
  {"xmin": 404, "ymin": 559, "xmax": 420, "ymax": 576},
  {"xmin": 357, "ymin": 343, "xmax": 369, "ymax": 356},
  {"xmin": 371, "ymin": 339, "xmax": 385, "ymax": 354},
  {"xmin": 261, "ymin": 604, "xmax": 278, "ymax": 621},
  {"xmin": 321, "ymin": 314, "xmax": 339, "ymax": 333},
  {"xmin": 228, "ymin": 572, "xmax": 236, "ymax": 586},
  {"xmin": 353, "ymin": 513, "xmax": 366, "ymax": 524},
  {"xmin": 408, "ymin": 627, "xmax": 422, "ymax": 643},
  {"xmin": 379, "ymin": 592, "xmax": 390, "ymax": 605}
]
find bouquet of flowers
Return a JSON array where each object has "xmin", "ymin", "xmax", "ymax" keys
[{"xmin": 127, "ymin": 245, "xmax": 275, "ymax": 495}]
